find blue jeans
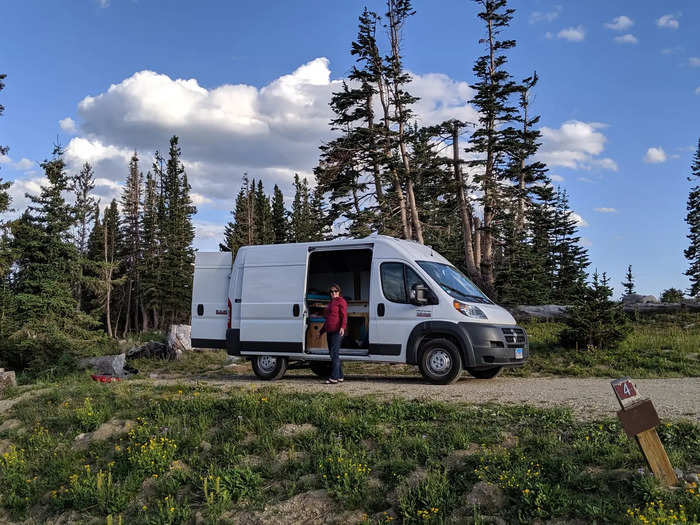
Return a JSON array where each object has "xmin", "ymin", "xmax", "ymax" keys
[{"xmin": 326, "ymin": 331, "xmax": 343, "ymax": 380}]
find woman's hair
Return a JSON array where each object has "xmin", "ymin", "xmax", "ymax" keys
[{"xmin": 329, "ymin": 283, "xmax": 342, "ymax": 294}]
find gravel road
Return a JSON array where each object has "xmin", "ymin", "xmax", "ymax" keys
[{"xmin": 151, "ymin": 372, "xmax": 700, "ymax": 421}]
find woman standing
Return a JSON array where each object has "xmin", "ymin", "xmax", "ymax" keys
[{"xmin": 320, "ymin": 284, "xmax": 347, "ymax": 384}]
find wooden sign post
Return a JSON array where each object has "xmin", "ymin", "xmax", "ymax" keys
[{"xmin": 611, "ymin": 377, "xmax": 677, "ymax": 486}]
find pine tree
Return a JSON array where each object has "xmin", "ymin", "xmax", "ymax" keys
[
  {"xmin": 254, "ymin": 180, "xmax": 274, "ymax": 244},
  {"xmin": 224, "ymin": 175, "xmax": 255, "ymax": 256},
  {"xmin": 466, "ymin": 0, "xmax": 519, "ymax": 295},
  {"xmin": 560, "ymin": 271, "xmax": 630, "ymax": 350},
  {"xmin": 70, "ymin": 162, "xmax": 97, "ymax": 311},
  {"xmin": 119, "ymin": 152, "xmax": 143, "ymax": 336},
  {"xmin": 290, "ymin": 174, "xmax": 314, "ymax": 242},
  {"xmin": 621, "ymin": 265, "xmax": 635, "ymax": 296},
  {"xmin": 550, "ymin": 188, "xmax": 589, "ymax": 303},
  {"xmin": 3, "ymin": 146, "xmax": 101, "ymax": 370},
  {"xmin": 97, "ymin": 200, "xmax": 123, "ymax": 337},
  {"xmin": 140, "ymin": 170, "xmax": 159, "ymax": 331},
  {"xmin": 271, "ymin": 184, "xmax": 288, "ymax": 243},
  {"xmin": 684, "ymin": 139, "xmax": 700, "ymax": 297},
  {"xmin": 0, "ymin": 73, "xmax": 13, "ymax": 342}
]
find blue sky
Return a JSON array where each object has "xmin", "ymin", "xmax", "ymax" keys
[{"xmin": 1, "ymin": 0, "xmax": 698, "ymax": 298}]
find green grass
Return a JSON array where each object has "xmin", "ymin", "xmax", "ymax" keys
[
  {"xmin": 0, "ymin": 378, "xmax": 698, "ymax": 523},
  {"xmin": 508, "ymin": 314, "xmax": 700, "ymax": 378}
]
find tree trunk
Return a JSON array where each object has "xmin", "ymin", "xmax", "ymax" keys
[
  {"xmin": 366, "ymin": 93, "xmax": 385, "ymax": 212},
  {"xmin": 103, "ymin": 223, "xmax": 113, "ymax": 338},
  {"xmin": 122, "ymin": 280, "xmax": 132, "ymax": 338},
  {"xmin": 452, "ymin": 124, "xmax": 479, "ymax": 279},
  {"xmin": 473, "ymin": 216, "xmax": 482, "ymax": 274}
]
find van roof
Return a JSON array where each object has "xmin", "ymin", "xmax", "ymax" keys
[{"xmin": 233, "ymin": 235, "xmax": 451, "ymax": 265}]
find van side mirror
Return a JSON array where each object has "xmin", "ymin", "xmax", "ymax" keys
[{"xmin": 410, "ymin": 283, "xmax": 429, "ymax": 306}]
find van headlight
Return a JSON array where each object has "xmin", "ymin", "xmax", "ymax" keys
[{"xmin": 453, "ymin": 300, "xmax": 487, "ymax": 319}]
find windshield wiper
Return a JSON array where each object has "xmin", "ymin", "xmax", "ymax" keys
[{"xmin": 438, "ymin": 282, "xmax": 489, "ymax": 303}]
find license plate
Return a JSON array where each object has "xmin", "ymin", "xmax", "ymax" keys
[{"xmin": 514, "ymin": 348, "xmax": 523, "ymax": 360}]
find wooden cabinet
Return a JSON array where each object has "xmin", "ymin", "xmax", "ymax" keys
[{"xmin": 306, "ymin": 321, "xmax": 327, "ymax": 349}]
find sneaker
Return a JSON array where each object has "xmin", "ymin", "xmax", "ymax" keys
[
  {"xmin": 337, "ymin": 378, "xmax": 344, "ymax": 383},
  {"xmin": 325, "ymin": 379, "xmax": 338, "ymax": 384}
]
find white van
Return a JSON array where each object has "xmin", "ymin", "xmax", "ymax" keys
[{"xmin": 190, "ymin": 235, "xmax": 528, "ymax": 384}]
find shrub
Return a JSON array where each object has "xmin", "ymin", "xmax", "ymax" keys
[
  {"xmin": 559, "ymin": 271, "xmax": 631, "ymax": 350},
  {"xmin": 660, "ymin": 288, "xmax": 684, "ymax": 303}
]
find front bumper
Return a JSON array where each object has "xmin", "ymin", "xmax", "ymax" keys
[{"xmin": 459, "ymin": 322, "xmax": 529, "ymax": 367}]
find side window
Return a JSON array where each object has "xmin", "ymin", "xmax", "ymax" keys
[{"xmin": 380, "ymin": 262, "xmax": 406, "ymax": 303}]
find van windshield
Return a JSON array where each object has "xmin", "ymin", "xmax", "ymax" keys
[{"xmin": 416, "ymin": 261, "xmax": 492, "ymax": 304}]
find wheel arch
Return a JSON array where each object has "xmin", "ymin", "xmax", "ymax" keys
[{"xmin": 405, "ymin": 321, "xmax": 476, "ymax": 367}]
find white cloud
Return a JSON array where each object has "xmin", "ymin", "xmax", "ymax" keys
[
  {"xmin": 695, "ymin": 86, "xmax": 700, "ymax": 95},
  {"xmin": 536, "ymin": 120, "xmax": 616, "ymax": 171},
  {"xmin": 66, "ymin": 58, "xmax": 479, "ymax": 203},
  {"xmin": 191, "ymin": 193, "xmax": 213, "ymax": 206},
  {"xmin": 557, "ymin": 26, "xmax": 585, "ymax": 42},
  {"xmin": 578, "ymin": 177, "xmax": 594, "ymax": 183},
  {"xmin": 15, "ymin": 158, "xmax": 34, "ymax": 171},
  {"xmin": 605, "ymin": 16, "xmax": 634, "ymax": 31},
  {"xmin": 530, "ymin": 6, "xmax": 562, "ymax": 24},
  {"xmin": 644, "ymin": 147, "xmax": 667, "ymax": 163},
  {"xmin": 544, "ymin": 32, "xmax": 554, "ymax": 39},
  {"xmin": 656, "ymin": 14, "xmax": 679, "ymax": 29},
  {"xmin": 97, "ymin": 0, "xmax": 110, "ymax": 7},
  {"xmin": 661, "ymin": 46, "xmax": 682, "ymax": 55},
  {"xmin": 550, "ymin": 174, "xmax": 564, "ymax": 182},
  {"xmin": 690, "ymin": 57, "xmax": 700, "ymax": 67},
  {"xmin": 572, "ymin": 212, "xmax": 588, "ymax": 227},
  {"xmin": 59, "ymin": 117, "xmax": 77, "ymax": 134},
  {"xmin": 194, "ymin": 220, "xmax": 226, "ymax": 251},
  {"xmin": 614, "ymin": 34, "xmax": 638, "ymax": 45},
  {"xmin": 594, "ymin": 207, "xmax": 617, "ymax": 213},
  {"xmin": 0, "ymin": 154, "xmax": 10, "ymax": 164}
]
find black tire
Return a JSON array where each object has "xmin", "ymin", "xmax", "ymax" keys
[
  {"xmin": 251, "ymin": 355, "xmax": 288, "ymax": 380},
  {"xmin": 466, "ymin": 366, "xmax": 503, "ymax": 379},
  {"xmin": 418, "ymin": 338, "xmax": 463, "ymax": 385},
  {"xmin": 309, "ymin": 361, "xmax": 332, "ymax": 378}
]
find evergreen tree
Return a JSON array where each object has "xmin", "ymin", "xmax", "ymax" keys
[
  {"xmin": 140, "ymin": 170, "xmax": 159, "ymax": 331},
  {"xmin": 309, "ymin": 184, "xmax": 331, "ymax": 241},
  {"xmin": 466, "ymin": 0, "xmax": 519, "ymax": 295},
  {"xmin": 70, "ymin": 162, "xmax": 97, "ymax": 311},
  {"xmin": 0, "ymin": 73, "xmax": 13, "ymax": 341},
  {"xmin": 224, "ymin": 175, "xmax": 255, "ymax": 256},
  {"xmin": 684, "ymin": 139, "xmax": 700, "ymax": 297},
  {"xmin": 289, "ymin": 174, "xmax": 314, "ymax": 242},
  {"xmin": 96, "ymin": 200, "xmax": 123, "ymax": 337},
  {"xmin": 3, "ymin": 147, "xmax": 101, "ymax": 370},
  {"xmin": 255, "ymin": 179, "xmax": 274, "ymax": 244},
  {"xmin": 660, "ymin": 288, "xmax": 684, "ymax": 303},
  {"xmin": 560, "ymin": 271, "xmax": 630, "ymax": 350},
  {"xmin": 271, "ymin": 184, "xmax": 288, "ymax": 243},
  {"xmin": 550, "ymin": 188, "xmax": 589, "ymax": 303},
  {"xmin": 119, "ymin": 152, "xmax": 143, "ymax": 336},
  {"xmin": 621, "ymin": 265, "xmax": 635, "ymax": 296}
]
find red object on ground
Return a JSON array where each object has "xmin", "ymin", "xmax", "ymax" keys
[{"xmin": 90, "ymin": 374, "xmax": 122, "ymax": 383}]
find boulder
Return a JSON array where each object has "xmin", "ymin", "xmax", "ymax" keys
[
  {"xmin": 509, "ymin": 305, "xmax": 569, "ymax": 321},
  {"xmin": 168, "ymin": 324, "xmax": 191, "ymax": 359},
  {"xmin": 126, "ymin": 341, "xmax": 170, "ymax": 360},
  {"xmin": 0, "ymin": 439, "xmax": 12, "ymax": 454},
  {"xmin": 0, "ymin": 419, "xmax": 23, "ymax": 433},
  {"xmin": 0, "ymin": 369, "xmax": 17, "ymax": 394},
  {"xmin": 622, "ymin": 294, "xmax": 658, "ymax": 305},
  {"xmin": 78, "ymin": 353, "xmax": 126, "ymax": 377},
  {"xmin": 463, "ymin": 481, "xmax": 505, "ymax": 512}
]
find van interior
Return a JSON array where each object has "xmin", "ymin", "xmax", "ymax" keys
[{"xmin": 305, "ymin": 248, "xmax": 372, "ymax": 354}]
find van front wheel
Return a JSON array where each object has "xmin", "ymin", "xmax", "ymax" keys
[
  {"xmin": 251, "ymin": 355, "xmax": 288, "ymax": 380},
  {"xmin": 418, "ymin": 338, "xmax": 463, "ymax": 385}
]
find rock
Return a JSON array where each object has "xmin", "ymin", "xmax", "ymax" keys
[
  {"xmin": 0, "ymin": 370, "xmax": 17, "ymax": 394},
  {"xmin": 501, "ymin": 432, "xmax": 519, "ymax": 449},
  {"xmin": 674, "ymin": 467, "xmax": 684, "ymax": 479},
  {"xmin": 168, "ymin": 324, "xmax": 192, "ymax": 359},
  {"xmin": 463, "ymin": 482, "xmax": 505, "ymax": 512},
  {"xmin": 73, "ymin": 433, "xmax": 91, "ymax": 451},
  {"xmin": 0, "ymin": 418, "xmax": 23, "ymax": 433},
  {"xmin": 509, "ymin": 304, "xmax": 569, "ymax": 321},
  {"xmin": 91, "ymin": 419, "xmax": 135, "ymax": 442},
  {"xmin": 169, "ymin": 460, "xmax": 190, "ymax": 473},
  {"xmin": 445, "ymin": 444, "xmax": 482, "ymax": 469},
  {"xmin": 0, "ymin": 439, "xmax": 13, "ymax": 454},
  {"xmin": 387, "ymin": 468, "xmax": 428, "ymax": 506},
  {"xmin": 199, "ymin": 440, "xmax": 212, "ymax": 452},
  {"xmin": 224, "ymin": 489, "xmax": 337, "ymax": 524},
  {"xmin": 239, "ymin": 455, "xmax": 263, "ymax": 469},
  {"xmin": 609, "ymin": 468, "xmax": 635, "ymax": 481},
  {"xmin": 686, "ymin": 472, "xmax": 699, "ymax": 483},
  {"xmin": 127, "ymin": 341, "xmax": 170, "ymax": 360},
  {"xmin": 277, "ymin": 423, "xmax": 318, "ymax": 437},
  {"xmin": 141, "ymin": 477, "xmax": 158, "ymax": 498},
  {"xmin": 622, "ymin": 294, "xmax": 659, "ymax": 305},
  {"xmin": 78, "ymin": 353, "xmax": 126, "ymax": 377}
]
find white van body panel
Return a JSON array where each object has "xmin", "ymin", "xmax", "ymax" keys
[{"xmin": 190, "ymin": 252, "xmax": 232, "ymax": 346}]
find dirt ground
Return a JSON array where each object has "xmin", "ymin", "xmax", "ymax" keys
[{"xmin": 148, "ymin": 367, "xmax": 700, "ymax": 421}]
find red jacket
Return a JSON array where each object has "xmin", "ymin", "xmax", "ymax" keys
[{"xmin": 322, "ymin": 296, "xmax": 347, "ymax": 333}]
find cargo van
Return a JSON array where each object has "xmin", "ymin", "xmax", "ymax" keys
[{"xmin": 190, "ymin": 235, "xmax": 528, "ymax": 384}]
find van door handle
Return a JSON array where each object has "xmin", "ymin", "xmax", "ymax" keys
[
  {"xmin": 293, "ymin": 304, "xmax": 300, "ymax": 317},
  {"xmin": 197, "ymin": 304, "xmax": 204, "ymax": 316},
  {"xmin": 377, "ymin": 303, "xmax": 385, "ymax": 317}
]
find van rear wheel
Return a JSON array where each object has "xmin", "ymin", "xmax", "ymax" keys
[
  {"xmin": 309, "ymin": 361, "xmax": 332, "ymax": 378},
  {"xmin": 466, "ymin": 366, "xmax": 503, "ymax": 379},
  {"xmin": 418, "ymin": 338, "xmax": 463, "ymax": 385},
  {"xmin": 251, "ymin": 355, "xmax": 288, "ymax": 380}
]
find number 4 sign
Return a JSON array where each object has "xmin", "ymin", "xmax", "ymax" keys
[{"xmin": 611, "ymin": 377, "xmax": 641, "ymax": 409}]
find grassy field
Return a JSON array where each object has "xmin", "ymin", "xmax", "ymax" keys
[
  {"xmin": 511, "ymin": 314, "xmax": 700, "ymax": 378},
  {"xmin": 0, "ymin": 378, "xmax": 698, "ymax": 524}
]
